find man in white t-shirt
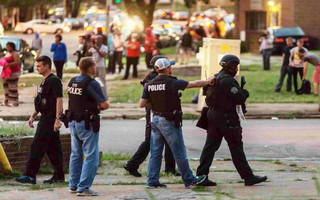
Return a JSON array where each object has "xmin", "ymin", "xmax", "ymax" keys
[
  {"xmin": 112, "ymin": 28, "xmax": 124, "ymax": 73},
  {"xmin": 289, "ymin": 39, "xmax": 308, "ymax": 94},
  {"xmin": 88, "ymin": 35, "xmax": 108, "ymax": 97}
]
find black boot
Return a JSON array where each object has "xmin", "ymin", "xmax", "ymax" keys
[
  {"xmin": 124, "ymin": 165, "xmax": 142, "ymax": 177},
  {"xmin": 244, "ymin": 175, "xmax": 267, "ymax": 186},
  {"xmin": 196, "ymin": 177, "xmax": 217, "ymax": 186}
]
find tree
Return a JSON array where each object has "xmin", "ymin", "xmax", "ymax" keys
[
  {"xmin": 123, "ymin": 0, "xmax": 157, "ymax": 30},
  {"xmin": 183, "ymin": 0, "xmax": 209, "ymax": 23},
  {"xmin": 64, "ymin": 0, "xmax": 82, "ymax": 18}
]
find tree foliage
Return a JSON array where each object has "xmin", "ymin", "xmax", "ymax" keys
[
  {"xmin": 123, "ymin": 0, "xmax": 157, "ymax": 30},
  {"xmin": 0, "ymin": 0, "xmax": 59, "ymax": 8}
]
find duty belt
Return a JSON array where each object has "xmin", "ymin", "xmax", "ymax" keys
[{"xmin": 153, "ymin": 111, "xmax": 174, "ymax": 117}]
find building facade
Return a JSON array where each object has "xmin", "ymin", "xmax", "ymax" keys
[{"xmin": 235, "ymin": 0, "xmax": 320, "ymax": 51}]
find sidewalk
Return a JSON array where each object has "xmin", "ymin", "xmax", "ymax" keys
[{"xmin": 0, "ymin": 159, "xmax": 319, "ymax": 199}]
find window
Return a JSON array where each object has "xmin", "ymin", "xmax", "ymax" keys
[{"xmin": 246, "ymin": 11, "xmax": 266, "ymax": 30}]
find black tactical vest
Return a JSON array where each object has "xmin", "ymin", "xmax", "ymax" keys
[
  {"xmin": 34, "ymin": 73, "xmax": 56, "ymax": 115},
  {"xmin": 67, "ymin": 75, "xmax": 99, "ymax": 114},
  {"xmin": 206, "ymin": 71, "xmax": 235, "ymax": 112},
  {"xmin": 147, "ymin": 75, "xmax": 181, "ymax": 112}
]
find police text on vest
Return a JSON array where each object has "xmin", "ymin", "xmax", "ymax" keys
[
  {"xmin": 148, "ymin": 84, "xmax": 166, "ymax": 92},
  {"xmin": 68, "ymin": 87, "xmax": 83, "ymax": 95}
]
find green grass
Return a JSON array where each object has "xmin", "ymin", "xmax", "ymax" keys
[
  {"xmin": 0, "ymin": 169, "xmax": 22, "ymax": 180},
  {"xmin": 101, "ymin": 152, "xmax": 131, "ymax": 161},
  {"xmin": 161, "ymin": 46, "xmax": 177, "ymax": 55},
  {"xmin": 241, "ymin": 63, "xmax": 318, "ymax": 103},
  {"xmin": 0, "ymin": 123, "xmax": 34, "ymax": 136}
]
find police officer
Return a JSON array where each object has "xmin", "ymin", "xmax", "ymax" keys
[
  {"xmin": 67, "ymin": 57, "xmax": 109, "ymax": 196},
  {"xmin": 124, "ymin": 55, "xmax": 178, "ymax": 177},
  {"xmin": 140, "ymin": 58, "xmax": 214, "ymax": 188},
  {"xmin": 14, "ymin": 56, "xmax": 64, "ymax": 184},
  {"xmin": 196, "ymin": 54, "xmax": 267, "ymax": 186}
]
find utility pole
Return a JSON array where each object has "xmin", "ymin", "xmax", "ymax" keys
[{"xmin": 106, "ymin": 0, "xmax": 112, "ymax": 36}]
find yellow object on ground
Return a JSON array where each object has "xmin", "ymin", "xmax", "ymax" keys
[{"xmin": 0, "ymin": 143, "xmax": 12, "ymax": 172}]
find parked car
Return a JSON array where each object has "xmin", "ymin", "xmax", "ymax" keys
[
  {"xmin": 152, "ymin": 27, "xmax": 176, "ymax": 48},
  {"xmin": 152, "ymin": 19, "xmax": 173, "ymax": 29},
  {"xmin": 0, "ymin": 22, "xmax": 4, "ymax": 36},
  {"xmin": 154, "ymin": 9, "xmax": 173, "ymax": 20},
  {"xmin": 0, "ymin": 36, "xmax": 37, "ymax": 73},
  {"xmin": 14, "ymin": 19, "xmax": 69, "ymax": 34},
  {"xmin": 172, "ymin": 11, "xmax": 189, "ymax": 21},
  {"xmin": 63, "ymin": 18, "xmax": 84, "ymax": 30},
  {"xmin": 267, "ymin": 27, "xmax": 310, "ymax": 54}
]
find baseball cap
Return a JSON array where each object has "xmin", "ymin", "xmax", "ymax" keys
[{"xmin": 155, "ymin": 58, "xmax": 175, "ymax": 70}]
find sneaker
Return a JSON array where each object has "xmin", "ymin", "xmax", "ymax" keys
[
  {"xmin": 124, "ymin": 165, "xmax": 142, "ymax": 177},
  {"xmin": 77, "ymin": 188, "xmax": 99, "ymax": 196},
  {"xmin": 244, "ymin": 175, "xmax": 267, "ymax": 186},
  {"xmin": 14, "ymin": 175, "xmax": 36, "ymax": 184},
  {"xmin": 146, "ymin": 183, "xmax": 167, "ymax": 189},
  {"xmin": 186, "ymin": 175, "xmax": 207, "ymax": 188},
  {"xmin": 43, "ymin": 177, "xmax": 65, "ymax": 184},
  {"xmin": 69, "ymin": 188, "xmax": 77, "ymax": 193}
]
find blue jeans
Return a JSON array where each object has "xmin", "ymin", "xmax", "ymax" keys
[
  {"xmin": 69, "ymin": 120, "xmax": 100, "ymax": 192},
  {"xmin": 147, "ymin": 116, "xmax": 196, "ymax": 187}
]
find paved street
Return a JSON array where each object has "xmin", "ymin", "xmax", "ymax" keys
[{"xmin": 59, "ymin": 119, "xmax": 320, "ymax": 160}]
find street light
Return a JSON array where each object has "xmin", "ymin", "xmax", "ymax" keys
[{"xmin": 268, "ymin": 1, "xmax": 275, "ymax": 7}]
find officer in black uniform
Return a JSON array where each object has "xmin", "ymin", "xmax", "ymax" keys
[
  {"xmin": 196, "ymin": 54, "xmax": 267, "ymax": 186},
  {"xmin": 124, "ymin": 55, "xmax": 178, "ymax": 177},
  {"xmin": 14, "ymin": 56, "xmax": 64, "ymax": 184}
]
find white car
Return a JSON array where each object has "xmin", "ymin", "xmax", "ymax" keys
[{"xmin": 14, "ymin": 19, "xmax": 68, "ymax": 34}]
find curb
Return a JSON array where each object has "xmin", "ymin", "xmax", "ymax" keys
[{"xmin": 1, "ymin": 112, "xmax": 320, "ymax": 121}]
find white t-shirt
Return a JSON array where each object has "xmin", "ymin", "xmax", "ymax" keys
[
  {"xmin": 113, "ymin": 35, "xmax": 124, "ymax": 51},
  {"xmin": 89, "ymin": 44, "xmax": 108, "ymax": 67},
  {"xmin": 290, "ymin": 47, "xmax": 308, "ymax": 68}
]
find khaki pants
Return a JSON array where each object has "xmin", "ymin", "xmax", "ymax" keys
[{"xmin": 94, "ymin": 67, "xmax": 107, "ymax": 98}]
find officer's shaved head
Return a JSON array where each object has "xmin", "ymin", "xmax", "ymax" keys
[{"xmin": 79, "ymin": 57, "xmax": 96, "ymax": 73}]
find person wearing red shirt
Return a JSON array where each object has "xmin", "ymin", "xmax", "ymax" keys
[
  {"xmin": 144, "ymin": 27, "xmax": 154, "ymax": 69},
  {"xmin": 123, "ymin": 33, "xmax": 141, "ymax": 80}
]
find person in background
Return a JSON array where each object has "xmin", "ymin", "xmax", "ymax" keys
[
  {"xmin": 107, "ymin": 27, "xmax": 114, "ymax": 74},
  {"xmin": 50, "ymin": 34, "xmax": 67, "ymax": 79},
  {"xmin": 1, "ymin": 42, "xmax": 21, "ymax": 107},
  {"xmin": 299, "ymin": 48, "xmax": 320, "ymax": 96},
  {"xmin": 259, "ymin": 30, "xmax": 274, "ymax": 70},
  {"xmin": 112, "ymin": 28, "xmax": 124, "ymax": 74},
  {"xmin": 274, "ymin": 37, "xmax": 294, "ymax": 93},
  {"xmin": 123, "ymin": 33, "xmax": 140, "ymax": 80},
  {"xmin": 74, "ymin": 35, "xmax": 88, "ymax": 67},
  {"xmin": 88, "ymin": 35, "xmax": 108, "ymax": 97},
  {"xmin": 144, "ymin": 27, "xmax": 154, "ymax": 69},
  {"xmin": 96, "ymin": 27, "xmax": 108, "ymax": 46},
  {"xmin": 152, "ymin": 34, "xmax": 161, "ymax": 56},
  {"xmin": 180, "ymin": 27, "xmax": 193, "ymax": 65},
  {"xmin": 31, "ymin": 32, "xmax": 43, "ymax": 59},
  {"xmin": 289, "ymin": 39, "xmax": 308, "ymax": 94}
]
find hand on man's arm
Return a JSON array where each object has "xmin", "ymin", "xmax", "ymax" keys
[{"xmin": 28, "ymin": 111, "xmax": 39, "ymax": 128}]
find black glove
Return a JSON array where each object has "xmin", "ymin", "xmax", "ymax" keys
[{"xmin": 243, "ymin": 89, "xmax": 249, "ymax": 99}]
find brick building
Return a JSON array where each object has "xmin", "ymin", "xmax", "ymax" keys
[{"xmin": 233, "ymin": 0, "xmax": 320, "ymax": 51}]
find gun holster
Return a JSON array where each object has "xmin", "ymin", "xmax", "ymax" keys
[
  {"xmin": 173, "ymin": 110, "xmax": 183, "ymax": 128},
  {"xmin": 91, "ymin": 114, "xmax": 100, "ymax": 133},
  {"xmin": 61, "ymin": 110, "xmax": 71, "ymax": 128},
  {"xmin": 196, "ymin": 107, "xmax": 209, "ymax": 130}
]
